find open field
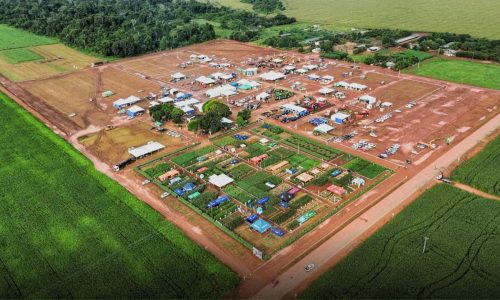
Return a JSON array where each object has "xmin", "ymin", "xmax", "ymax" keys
[
  {"xmin": 0, "ymin": 92, "xmax": 238, "ymax": 298},
  {"xmin": 300, "ymin": 184, "xmax": 500, "ymax": 299},
  {"xmin": 0, "ymin": 44, "xmax": 98, "ymax": 82},
  {"xmin": 0, "ymin": 48, "xmax": 43, "ymax": 63},
  {"xmin": 406, "ymin": 58, "xmax": 500, "ymax": 90},
  {"xmin": 282, "ymin": 0, "xmax": 500, "ymax": 39},
  {"xmin": 210, "ymin": 0, "xmax": 500, "ymax": 38},
  {"xmin": 452, "ymin": 135, "xmax": 500, "ymax": 196},
  {"xmin": 0, "ymin": 24, "xmax": 56, "ymax": 50}
]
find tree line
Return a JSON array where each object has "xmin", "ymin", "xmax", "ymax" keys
[
  {"xmin": 0, "ymin": 0, "xmax": 294, "ymax": 57},
  {"xmin": 241, "ymin": 0, "xmax": 285, "ymax": 14}
]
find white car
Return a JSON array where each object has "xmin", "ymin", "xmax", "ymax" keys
[
  {"xmin": 160, "ymin": 192, "xmax": 170, "ymax": 199},
  {"xmin": 142, "ymin": 179, "xmax": 150, "ymax": 185},
  {"xmin": 305, "ymin": 263, "xmax": 316, "ymax": 272}
]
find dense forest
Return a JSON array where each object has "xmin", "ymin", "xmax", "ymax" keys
[
  {"xmin": 241, "ymin": 0, "xmax": 285, "ymax": 14},
  {"xmin": 0, "ymin": 0, "xmax": 294, "ymax": 57}
]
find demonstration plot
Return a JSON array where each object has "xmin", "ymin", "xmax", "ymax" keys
[{"xmin": 137, "ymin": 124, "xmax": 391, "ymax": 257}]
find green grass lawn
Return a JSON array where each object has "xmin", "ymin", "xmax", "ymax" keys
[
  {"xmin": 281, "ymin": 0, "xmax": 500, "ymax": 39},
  {"xmin": 452, "ymin": 135, "xmax": 500, "ymax": 196},
  {"xmin": 0, "ymin": 24, "xmax": 57, "ymax": 50},
  {"xmin": 0, "ymin": 48, "xmax": 43, "ymax": 63},
  {"xmin": 405, "ymin": 58, "xmax": 500, "ymax": 90},
  {"xmin": 0, "ymin": 93, "xmax": 238, "ymax": 298},
  {"xmin": 300, "ymin": 184, "xmax": 500, "ymax": 299}
]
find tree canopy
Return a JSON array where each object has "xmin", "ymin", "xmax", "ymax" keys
[{"xmin": 0, "ymin": 0, "xmax": 294, "ymax": 57}]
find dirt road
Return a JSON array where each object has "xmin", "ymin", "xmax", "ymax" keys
[
  {"xmin": 452, "ymin": 182, "xmax": 500, "ymax": 201},
  {"xmin": 253, "ymin": 113, "xmax": 500, "ymax": 299}
]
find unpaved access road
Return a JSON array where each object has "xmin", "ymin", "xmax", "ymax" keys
[{"xmin": 253, "ymin": 113, "xmax": 500, "ymax": 299}]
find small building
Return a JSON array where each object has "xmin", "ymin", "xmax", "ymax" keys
[
  {"xmin": 395, "ymin": 34, "xmax": 422, "ymax": 45},
  {"xmin": 319, "ymin": 87, "xmax": 335, "ymax": 95},
  {"xmin": 158, "ymin": 96, "xmax": 174, "ymax": 104},
  {"xmin": 335, "ymin": 91, "xmax": 346, "ymax": 99},
  {"xmin": 321, "ymin": 75, "xmax": 334, "ymax": 83},
  {"xmin": 267, "ymin": 160, "xmax": 289, "ymax": 173},
  {"xmin": 314, "ymin": 123, "xmax": 334, "ymax": 134},
  {"xmin": 296, "ymin": 68, "xmax": 308, "ymax": 74},
  {"xmin": 250, "ymin": 154, "xmax": 268, "ymax": 165},
  {"xmin": 126, "ymin": 105, "xmax": 145, "ymax": 117},
  {"xmin": 368, "ymin": 46, "xmax": 381, "ymax": 52},
  {"xmin": 171, "ymin": 72, "xmax": 186, "ymax": 82},
  {"xmin": 208, "ymin": 174, "xmax": 234, "ymax": 188},
  {"xmin": 260, "ymin": 71, "xmax": 285, "ymax": 82},
  {"xmin": 359, "ymin": 95, "xmax": 377, "ymax": 105},
  {"xmin": 128, "ymin": 141, "xmax": 165, "ymax": 159},
  {"xmin": 352, "ymin": 177, "xmax": 366, "ymax": 187},
  {"xmin": 221, "ymin": 117, "xmax": 233, "ymax": 125},
  {"xmin": 296, "ymin": 172, "xmax": 314, "ymax": 183},
  {"xmin": 158, "ymin": 169, "xmax": 180, "ymax": 182},
  {"xmin": 349, "ymin": 83, "xmax": 368, "ymax": 91},
  {"xmin": 243, "ymin": 68, "xmax": 258, "ymax": 76},
  {"xmin": 195, "ymin": 76, "xmax": 216, "ymax": 85},
  {"xmin": 205, "ymin": 85, "xmax": 238, "ymax": 98},
  {"xmin": 331, "ymin": 112, "xmax": 350, "ymax": 124},
  {"xmin": 308, "ymin": 74, "xmax": 320, "ymax": 81},
  {"xmin": 174, "ymin": 98, "xmax": 200, "ymax": 108},
  {"xmin": 113, "ymin": 95, "xmax": 141, "ymax": 109},
  {"xmin": 259, "ymin": 138, "xmax": 269, "ymax": 144},
  {"xmin": 281, "ymin": 103, "xmax": 308, "ymax": 115},
  {"xmin": 303, "ymin": 64, "xmax": 319, "ymax": 70},
  {"xmin": 256, "ymin": 92, "xmax": 271, "ymax": 101},
  {"xmin": 250, "ymin": 219, "xmax": 272, "ymax": 234},
  {"xmin": 327, "ymin": 184, "xmax": 346, "ymax": 196},
  {"xmin": 444, "ymin": 49, "xmax": 457, "ymax": 57}
]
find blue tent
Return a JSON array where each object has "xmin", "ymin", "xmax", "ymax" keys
[
  {"xmin": 174, "ymin": 188, "xmax": 185, "ymax": 196},
  {"xmin": 183, "ymin": 182, "xmax": 196, "ymax": 191},
  {"xmin": 309, "ymin": 118, "xmax": 327, "ymax": 126},
  {"xmin": 250, "ymin": 219, "xmax": 272, "ymax": 234},
  {"xmin": 246, "ymin": 214, "xmax": 259, "ymax": 223},
  {"xmin": 257, "ymin": 197, "xmax": 270, "ymax": 205},
  {"xmin": 206, "ymin": 195, "xmax": 229, "ymax": 209}
]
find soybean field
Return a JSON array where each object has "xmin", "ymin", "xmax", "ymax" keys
[
  {"xmin": 452, "ymin": 135, "xmax": 500, "ymax": 196},
  {"xmin": 300, "ymin": 184, "xmax": 500, "ymax": 299},
  {"xmin": 0, "ymin": 93, "xmax": 238, "ymax": 298}
]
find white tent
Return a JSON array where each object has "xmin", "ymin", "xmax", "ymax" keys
[
  {"xmin": 208, "ymin": 174, "xmax": 234, "ymax": 188},
  {"xmin": 260, "ymin": 71, "xmax": 285, "ymax": 81},
  {"xmin": 171, "ymin": 72, "xmax": 186, "ymax": 80},
  {"xmin": 314, "ymin": 123, "xmax": 334, "ymax": 133},
  {"xmin": 256, "ymin": 92, "xmax": 271, "ymax": 101},
  {"xmin": 319, "ymin": 87, "xmax": 335, "ymax": 95},
  {"xmin": 359, "ymin": 95, "xmax": 377, "ymax": 104},
  {"xmin": 196, "ymin": 76, "xmax": 216, "ymax": 85},
  {"xmin": 128, "ymin": 141, "xmax": 165, "ymax": 158}
]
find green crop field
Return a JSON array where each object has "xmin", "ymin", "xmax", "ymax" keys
[
  {"xmin": 300, "ymin": 184, "xmax": 500, "ymax": 299},
  {"xmin": 406, "ymin": 58, "xmax": 500, "ymax": 90},
  {"xmin": 0, "ymin": 48, "xmax": 43, "ymax": 63},
  {"xmin": 0, "ymin": 93, "xmax": 238, "ymax": 298},
  {"xmin": 211, "ymin": 0, "xmax": 500, "ymax": 38},
  {"xmin": 282, "ymin": 0, "xmax": 500, "ymax": 39},
  {"xmin": 0, "ymin": 24, "xmax": 57, "ymax": 50},
  {"xmin": 452, "ymin": 135, "xmax": 500, "ymax": 196}
]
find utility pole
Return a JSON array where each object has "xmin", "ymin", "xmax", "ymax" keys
[{"xmin": 422, "ymin": 236, "xmax": 429, "ymax": 253}]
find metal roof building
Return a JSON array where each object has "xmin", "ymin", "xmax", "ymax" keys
[{"xmin": 128, "ymin": 141, "xmax": 165, "ymax": 158}]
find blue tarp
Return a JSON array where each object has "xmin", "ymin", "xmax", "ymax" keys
[
  {"xmin": 257, "ymin": 197, "xmax": 270, "ymax": 205},
  {"xmin": 271, "ymin": 227, "xmax": 285, "ymax": 237},
  {"xmin": 183, "ymin": 182, "xmax": 196, "ymax": 191},
  {"xmin": 206, "ymin": 195, "xmax": 229, "ymax": 208},
  {"xmin": 330, "ymin": 169, "xmax": 342, "ymax": 177},
  {"xmin": 309, "ymin": 117, "xmax": 327, "ymax": 126},
  {"xmin": 174, "ymin": 188, "xmax": 185, "ymax": 196},
  {"xmin": 234, "ymin": 134, "xmax": 249, "ymax": 141},
  {"xmin": 247, "ymin": 214, "xmax": 259, "ymax": 223}
]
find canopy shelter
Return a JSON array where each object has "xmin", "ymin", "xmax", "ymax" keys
[{"xmin": 250, "ymin": 219, "xmax": 272, "ymax": 234}]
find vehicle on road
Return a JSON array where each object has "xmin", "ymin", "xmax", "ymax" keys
[{"xmin": 305, "ymin": 263, "xmax": 315, "ymax": 272}]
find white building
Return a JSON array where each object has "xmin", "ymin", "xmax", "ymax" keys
[
  {"xmin": 128, "ymin": 141, "xmax": 165, "ymax": 158},
  {"xmin": 205, "ymin": 85, "xmax": 238, "ymax": 98},
  {"xmin": 113, "ymin": 95, "xmax": 141, "ymax": 109},
  {"xmin": 196, "ymin": 76, "xmax": 216, "ymax": 85},
  {"xmin": 281, "ymin": 103, "xmax": 307, "ymax": 114},
  {"xmin": 208, "ymin": 174, "xmax": 234, "ymax": 188}
]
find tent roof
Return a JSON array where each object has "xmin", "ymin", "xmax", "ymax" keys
[{"xmin": 250, "ymin": 219, "xmax": 272, "ymax": 233}]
